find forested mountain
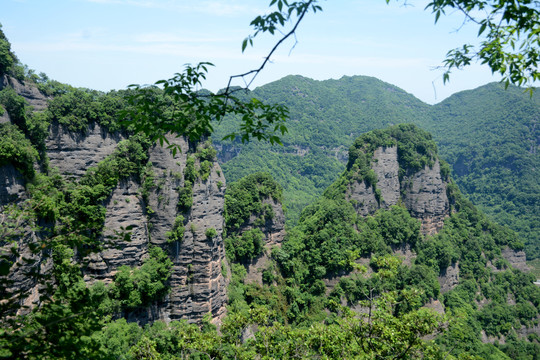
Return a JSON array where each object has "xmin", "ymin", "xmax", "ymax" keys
[
  {"xmin": 426, "ymin": 85, "xmax": 540, "ymax": 259},
  {"xmin": 212, "ymin": 77, "xmax": 540, "ymax": 261},
  {"xmin": 221, "ymin": 124, "xmax": 540, "ymax": 359},
  {"xmin": 1, "ymin": 27, "xmax": 539, "ymax": 358},
  {"xmin": 213, "ymin": 75, "xmax": 432, "ymax": 224}
]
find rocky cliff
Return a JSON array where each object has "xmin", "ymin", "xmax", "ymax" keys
[
  {"xmin": 62, "ymin": 131, "xmax": 228, "ymax": 323},
  {"xmin": 243, "ymin": 196, "xmax": 286, "ymax": 285},
  {"xmin": 0, "ymin": 77, "xmax": 229, "ymax": 324},
  {"xmin": 346, "ymin": 145, "xmax": 449, "ymax": 236},
  {"xmin": 221, "ymin": 172, "xmax": 286, "ymax": 286}
]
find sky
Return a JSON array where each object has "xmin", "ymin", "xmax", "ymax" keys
[{"xmin": 1, "ymin": 0, "xmax": 509, "ymax": 104}]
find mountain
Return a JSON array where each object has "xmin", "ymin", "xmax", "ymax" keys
[
  {"xmin": 212, "ymin": 75, "xmax": 432, "ymax": 224},
  {"xmin": 223, "ymin": 124, "xmax": 539, "ymax": 359},
  {"xmin": 426, "ymin": 84, "xmax": 540, "ymax": 259},
  {"xmin": 213, "ymin": 77, "xmax": 540, "ymax": 261},
  {"xmin": 1, "ymin": 26, "xmax": 538, "ymax": 357}
]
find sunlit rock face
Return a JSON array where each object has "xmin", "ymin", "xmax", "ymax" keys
[
  {"xmin": 243, "ymin": 197, "xmax": 286, "ymax": 286},
  {"xmin": 45, "ymin": 122, "xmax": 125, "ymax": 180},
  {"xmin": 401, "ymin": 159, "xmax": 449, "ymax": 235},
  {"xmin": 347, "ymin": 145, "xmax": 449, "ymax": 236},
  {"xmin": 1, "ymin": 76, "xmax": 230, "ymax": 324}
]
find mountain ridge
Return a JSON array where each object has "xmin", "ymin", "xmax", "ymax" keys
[{"xmin": 213, "ymin": 76, "xmax": 539, "ymax": 260}]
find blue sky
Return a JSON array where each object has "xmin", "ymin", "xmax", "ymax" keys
[{"xmin": 2, "ymin": 0, "xmax": 507, "ymax": 103}]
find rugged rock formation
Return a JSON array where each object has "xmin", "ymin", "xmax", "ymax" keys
[
  {"xmin": 438, "ymin": 262, "xmax": 460, "ymax": 293},
  {"xmin": 214, "ymin": 143, "xmax": 242, "ymax": 163},
  {"xmin": 0, "ymin": 164, "xmax": 45, "ymax": 313},
  {"xmin": 84, "ymin": 178, "xmax": 149, "ymax": 282},
  {"xmin": 2, "ymin": 97, "xmax": 229, "ymax": 324},
  {"xmin": 46, "ymin": 122, "xmax": 125, "ymax": 179},
  {"xmin": 149, "ymin": 137, "xmax": 228, "ymax": 322},
  {"xmin": 243, "ymin": 197, "xmax": 286, "ymax": 285},
  {"xmin": 501, "ymin": 247, "xmax": 530, "ymax": 272},
  {"xmin": 371, "ymin": 146, "xmax": 400, "ymax": 208},
  {"xmin": 0, "ymin": 164, "xmax": 26, "ymax": 206},
  {"xmin": 83, "ymin": 134, "xmax": 229, "ymax": 324},
  {"xmin": 0, "ymin": 75, "xmax": 49, "ymax": 112},
  {"xmin": 402, "ymin": 160, "xmax": 449, "ymax": 235},
  {"xmin": 347, "ymin": 146, "xmax": 449, "ymax": 235},
  {"xmin": 347, "ymin": 180, "xmax": 379, "ymax": 216}
]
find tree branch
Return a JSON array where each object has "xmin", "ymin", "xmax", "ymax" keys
[{"xmin": 225, "ymin": 0, "xmax": 315, "ymax": 94}]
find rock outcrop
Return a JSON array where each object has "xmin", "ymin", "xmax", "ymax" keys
[
  {"xmin": 84, "ymin": 178, "xmax": 149, "ymax": 281},
  {"xmin": 347, "ymin": 180, "xmax": 379, "ymax": 216},
  {"xmin": 148, "ymin": 137, "xmax": 228, "ymax": 323},
  {"xmin": 501, "ymin": 247, "xmax": 530, "ymax": 272},
  {"xmin": 0, "ymin": 164, "xmax": 26, "ymax": 206},
  {"xmin": 402, "ymin": 160, "xmax": 449, "ymax": 235},
  {"xmin": 438, "ymin": 262, "xmax": 460, "ymax": 293},
  {"xmin": 0, "ymin": 75, "xmax": 49, "ymax": 112},
  {"xmin": 243, "ymin": 197, "xmax": 286, "ymax": 285},
  {"xmin": 371, "ymin": 146, "xmax": 400, "ymax": 208},
  {"xmin": 347, "ymin": 146, "xmax": 449, "ymax": 235},
  {"xmin": 2, "ymin": 98, "xmax": 229, "ymax": 324},
  {"xmin": 46, "ymin": 122, "xmax": 124, "ymax": 179}
]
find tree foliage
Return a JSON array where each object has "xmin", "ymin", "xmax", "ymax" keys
[{"xmin": 426, "ymin": 0, "xmax": 540, "ymax": 89}]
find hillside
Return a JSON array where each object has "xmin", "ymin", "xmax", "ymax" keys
[
  {"xmin": 1, "ymin": 26, "xmax": 539, "ymax": 358},
  {"xmin": 213, "ymin": 77, "xmax": 539, "ymax": 261},
  {"xmin": 212, "ymin": 75, "xmax": 432, "ymax": 224},
  {"xmin": 222, "ymin": 124, "xmax": 540, "ymax": 359},
  {"xmin": 426, "ymin": 84, "xmax": 540, "ymax": 259}
]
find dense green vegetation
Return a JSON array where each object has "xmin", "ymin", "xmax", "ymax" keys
[
  {"xmin": 213, "ymin": 77, "xmax": 539, "ymax": 263},
  {"xmin": 213, "ymin": 75, "xmax": 432, "ymax": 224},
  {"xmin": 0, "ymin": 25, "xmax": 538, "ymax": 358},
  {"xmin": 223, "ymin": 172, "xmax": 282, "ymax": 262},
  {"xmin": 426, "ymin": 84, "xmax": 540, "ymax": 259},
  {"xmin": 0, "ymin": 123, "xmax": 38, "ymax": 177},
  {"xmin": 218, "ymin": 126, "xmax": 539, "ymax": 360}
]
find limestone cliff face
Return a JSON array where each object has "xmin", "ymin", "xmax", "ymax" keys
[
  {"xmin": 65, "ymin": 132, "xmax": 229, "ymax": 324},
  {"xmin": 84, "ymin": 177, "xmax": 149, "ymax": 281},
  {"xmin": 371, "ymin": 146, "xmax": 400, "ymax": 208},
  {"xmin": 0, "ymin": 164, "xmax": 26, "ymax": 206},
  {"xmin": 402, "ymin": 160, "xmax": 449, "ymax": 235},
  {"xmin": 347, "ymin": 146, "xmax": 449, "ymax": 235},
  {"xmin": 501, "ymin": 247, "xmax": 530, "ymax": 272},
  {"xmin": 243, "ymin": 197, "xmax": 286, "ymax": 285},
  {"xmin": 147, "ymin": 137, "xmax": 228, "ymax": 322},
  {"xmin": 1, "ymin": 75, "xmax": 229, "ymax": 325},
  {"xmin": 0, "ymin": 75, "xmax": 49, "ymax": 112},
  {"xmin": 46, "ymin": 122, "xmax": 125, "ymax": 179},
  {"xmin": 438, "ymin": 262, "xmax": 460, "ymax": 293}
]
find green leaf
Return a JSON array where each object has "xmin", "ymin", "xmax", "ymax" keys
[{"xmin": 478, "ymin": 22, "xmax": 487, "ymax": 36}]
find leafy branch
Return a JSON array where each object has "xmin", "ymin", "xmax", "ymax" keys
[
  {"xmin": 426, "ymin": 0, "xmax": 540, "ymax": 90},
  {"xmin": 230, "ymin": 0, "xmax": 322, "ymax": 90},
  {"xmin": 121, "ymin": 1, "xmax": 326, "ymax": 150}
]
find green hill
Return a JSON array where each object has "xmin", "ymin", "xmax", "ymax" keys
[
  {"xmin": 212, "ymin": 75, "xmax": 432, "ymax": 224},
  {"xmin": 223, "ymin": 125, "xmax": 540, "ymax": 360},
  {"xmin": 426, "ymin": 84, "xmax": 540, "ymax": 259},
  {"xmin": 213, "ymin": 77, "xmax": 539, "ymax": 260}
]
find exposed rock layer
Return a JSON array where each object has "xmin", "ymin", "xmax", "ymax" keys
[
  {"xmin": 1, "ymin": 75, "xmax": 49, "ymax": 112},
  {"xmin": 347, "ymin": 146, "xmax": 449, "ymax": 235},
  {"xmin": 4, "ymin": 115, "xmax": 229, "ymax": 323},
  {"xmin": 243, "ymin": 198, "xmax": 286, "ymax": 285},
  {"xmin": 46, "ymin": 122, "xmax": 124, "ymax": 179}
]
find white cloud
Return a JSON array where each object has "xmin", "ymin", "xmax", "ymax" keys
[
  {"xmin": 85, "ymin": 0, "xmax": 264, "ymax": 16},
  {"xmin": 134, "ymin": 32, "xmax": 235, "ymax": 43}
]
